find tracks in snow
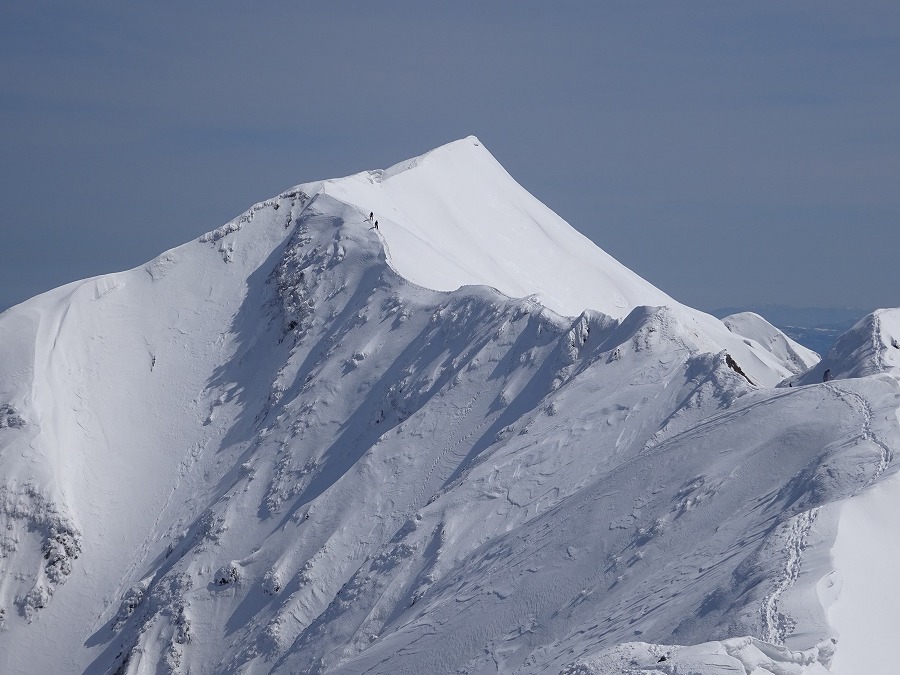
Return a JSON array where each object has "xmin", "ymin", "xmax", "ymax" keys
[
  {"xmin": 763, "ymin": 381, "xmax": 895, "ymax": 645},
  {"xmin": 761, "ymin": 508, "xmax": 818, "ymax": 645},
  {"xmin": 824, "ymin": 382, "xmax": 894, "ymax": 486}
]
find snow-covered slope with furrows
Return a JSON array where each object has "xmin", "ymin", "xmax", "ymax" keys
[{"xmin": 0, "ymin": 138, "xmax": 898, "ymax": 675}]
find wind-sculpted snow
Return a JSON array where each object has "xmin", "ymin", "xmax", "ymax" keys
[{"xmin": 0, "ymin": 139, "xmax": 899, "ymax": 674}]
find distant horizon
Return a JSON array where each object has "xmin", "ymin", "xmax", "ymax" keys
[{"xmin": 708, "ymin": 302, "xmax": 874, "ymax": 315}]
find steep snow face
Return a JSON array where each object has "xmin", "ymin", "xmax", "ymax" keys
[
  {"xmin": 723, "ymin": 311, "xmax": 820, "ymax": 374},
  {"xmin": 324, "ymin": 137, "xmax": 674, "ymax": 320},
  {"xmin": 321, "ymin": 137, "xmax": 810, "ymax": 387},
  {"xmin": 0, "ymin": 139, "xmax": 897, "ymax": 675},
  {"xmin": 829, "ymin": 471, "xmax": 900, "ymax": 675}
]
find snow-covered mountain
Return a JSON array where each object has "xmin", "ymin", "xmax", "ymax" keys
[{"xmin": 1, "ymin": 137, "xmax": 898, "ymax": 674}]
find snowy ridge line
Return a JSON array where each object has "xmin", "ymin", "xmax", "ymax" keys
[
  {"xmin": 791, "ymin": 307, "xmax": 900, "ymax": 385},
  {"xmin": 873, "ymin": 309, "xmax": 886, "ymax": 373},
  {"xmin": 368, "ymin": 202, "xmax": 538, "ymax": 310},
  {"xmin": 199, "ymin": 187, "xmax": 315, "ymax": 244}
]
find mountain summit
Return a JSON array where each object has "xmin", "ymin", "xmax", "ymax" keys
[
  {"xmin": 325, "ymin": 136, "xmax": 675, "ymax": 319},
  {"xmin": 0, "ymin": 139, "xmax": 896, "ymax": 674}
]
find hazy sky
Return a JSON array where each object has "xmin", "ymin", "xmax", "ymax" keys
[{"xmin": 2, "ymin": 2, "xmax": 899, "ymax": 314}]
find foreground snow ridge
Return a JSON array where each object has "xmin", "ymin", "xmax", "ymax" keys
[{"xmin": 1, "ymin": 137, "xmax": 898, "ymax": 674}]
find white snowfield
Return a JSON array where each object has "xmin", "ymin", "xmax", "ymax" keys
[{"xmin": 0, "ymin": 137, "xmax": 898, "ymax": 675}]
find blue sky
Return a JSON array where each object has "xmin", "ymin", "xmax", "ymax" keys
[{"xmin": 2, "ymin": 2, "xmax": 899, "ymax": 313}]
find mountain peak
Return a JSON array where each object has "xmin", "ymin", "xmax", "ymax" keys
[
  {"xmin": 378, "ymin": 135, "xmax": 485, "ymax": 180},
  {"xmin": 308, "ymin": 140, "xmax": 809, "ymax": 386},
  {"xmin": 7, "ymin": 139, "xmax": 897, "ymax": 674},
  {"xmin": 321, "ymin": 136, "xmax": 675, "ymax": 321}
]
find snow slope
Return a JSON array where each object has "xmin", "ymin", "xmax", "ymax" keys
[
  {"xmin": 326, "ymin": 138, "xmax": 805, "ymax": 388},
  {"xmin": 791, "ymin": 308, "xmax": 900, "ymax": 385},
  {"xmin": 0, "ymin": 138, "xmax": 898, "ymax": 674},
  {"xmin": 828, "ymin": 470, "xmax": 900, "ymax": 674},
  {"xmin": 722, "ymin": 311, "xmax": 820, "ymax": 374},
  {"xmin": 325, "ymin": 137, "xmax": 674, "ymax": 319}
]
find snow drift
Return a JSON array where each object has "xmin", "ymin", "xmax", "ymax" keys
[{"xmin": 0, "ymin": 137, "xmax": 898, "ymax": 675}]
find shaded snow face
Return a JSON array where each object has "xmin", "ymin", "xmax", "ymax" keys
[{"xmin": 0, "ymin": 139, "xmax": 898, "ymax": 675}]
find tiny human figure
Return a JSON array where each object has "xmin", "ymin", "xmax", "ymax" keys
[
  {"xmin": 369, "ymin": 212, "xmax": 373, "ymax": 221},
  {"xmin": 374, "ymin": 220, "xmax": 379, "ymax": 230}
]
